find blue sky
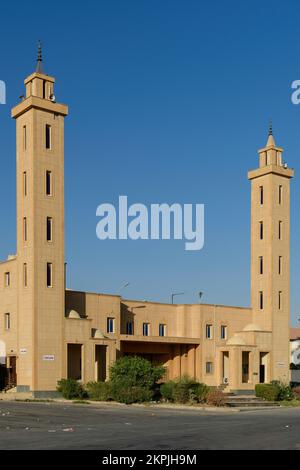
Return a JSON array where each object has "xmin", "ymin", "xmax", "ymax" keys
[{"xmin": 0, "ymin": 1, "xmax": 300, "ymax": 325}]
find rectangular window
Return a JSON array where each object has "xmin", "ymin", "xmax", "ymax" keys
[
  {"xmin": 46, "ymin": 262, "xmax": 53, "ymax": 288},
  {"xmin": 126, "ymin": 321, "xmax": 134, "ymax": 335},
  {"xmin": 143, "ymin": 323, "xmax": 150, "ymax": 337},
  {"xmin": 23, "ymin": 263, "xmax": 27, "ymax": 287},
  {"xmin": 47, "ymin": 217, "xmax": 53, "ymax": 242},
  {"xmin": 23, "ymin": 125, "xmax": 27, "ymax": 150},
  {"xmin": 206, "ymin": 324, "xmax": 213, "ymax": 339},
  {"xmin": 259, "ymin": 186, "xmax": 263, "ymax": 205},
  {"xmin": 206, "ymin": 362, "xmax": 213, "ymax": 374},
  {"xmin": 45, "ymin": 124, "xmax": 51, "ymax": 149},
  {"xmin": 279, "ymin": 221, "xmax": 282, "ymax": 240},
  {"xmin": 23, "ymin": 172, "xmax": 27, "ymax": 196},
  {"xmin": 278, "ymin": 291, "xmax": 282, "ymax": 310},
  {"xmin": 259, "ymin": 256, "xmax": 263, "ymax": 275},
  {"xmin": 4, "ymin": 272, "xmax": 10, "ymax": 287},
  {"xmin": 46, "ymin": 171, "xmax": 52, "ymax": 196},
  {"xmin": 221, "ymin": 325, "xmax": 227, "ymax": 340},
  {"xmin": 279, "ymin": 185, "xmax": 282, "ymax": 204},
  {"xmin": 4, "ymin": 313, "xmax": 10, "ymax": 331},
  {"xmin": 259, "ymin": 221, "xmax": 263, "ymax": 240},
  {"xmin": 259, "ymin": 291, "xmax": 263, "ymax": 310},
  {"xmin": 159, "ymin": 324, "xmax": 166, "ymax": 337},
  {"xmin": 23, "ymin": 217, "xmax": 27, "ymax": 242},
  {"xmin": 279, "ymin": 256, "xmax": 282, "ymax": 275},
  {"xmin": 107, "ymin": 317, "xmax": 115, "ymax": 333}
]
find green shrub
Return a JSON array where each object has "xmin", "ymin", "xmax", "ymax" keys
[
  {"xmin": 206, "ymin": 389, "xmax": 226, "ymax": 407},
  {"xmin": 160, "ymin": 377, "xmax": 209, "ymax": 404},
  {"xmin": 86, "ymin": 381, "xmax": 112, "ymax": 401},
  {"xmin": 270, "ymin": 381, "xmax": 294, "ymax": 401},
  {"xmin": 193, "ymin": 383, "xmax": 210, "ymax": 403},
  {"xmin": 160, "ymin": 381, "xmax": 176, "ymax": 402},
  {"xmin": 255, "ymin": 383, "xmax": 280, "ymax": 401},
  {"xmin": 110, "ymin": 384, "xmax": 153, "ymax": 404},
  {"xmin": 109, "ymin": 356, "xmax": 165, "ymax": 389},
  {"xmin": 57, "ymin": 378, "xmax": 87, "ymax": 400}
]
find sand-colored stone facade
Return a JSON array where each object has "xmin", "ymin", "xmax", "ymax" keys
[{"xmin": 0, "ymin": 61, "xmax": 293, "ymax": 396}]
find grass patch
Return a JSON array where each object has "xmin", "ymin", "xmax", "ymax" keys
[{"xmin": 280, "ymin": 399, "xmax": 300, "ymax": 407}]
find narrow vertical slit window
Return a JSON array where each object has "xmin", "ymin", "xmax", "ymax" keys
[
  {"xmin": 47, "ymin": 217, "xmax": 53, "ymax": 242},
  {"xmin": 45, "ymin": 124, "xmax": 51, "ymax": 149},
  {"xmin": 46, "ymin": 171, "xmax": 52, "ymax": 196},
  {"xmin": 23, "ymin": 263, "xmax": 27, "ymax": 287},
  {"xmin": 279, "ymin": 256, "xmax": 282, "ymax": 275},
  {"xmin": 23, "ymin": 217, "xmax": 27, "ymax": 242},
  {"xmin": 259, "ymin": 256, "xmax": 263, "ymax": 274},
  {"xmin": 259, "ymin": 186, "xmax": 263, "ymax": 205},
  {"xmin": 4, "ymin": 272, "xmax": 10, "ymax": 287},
  {"xmin": 279, "ymin": 185, "xmax": 282, "ymax": 204},
  {"xmin": 279, "ymin": 221, "xmax": 282, "ymax": 240},
  {"xmin": 23, "ymin": 172, "xmax": 27, "ymax": 196},
  {"xmin": 5, "ymin": 313, "xmax": 10, "ymax": 330},
  {"xmin": 47, "ymin": 263, "xmax": 53, "ymax": 288},
  {"xmin": 259, "ymin": 221, "xmax": 263, "ymax": 240},
  {"xmin": 278, "ymin": 291, "xmax": 282, "ymax": 310},
  {"xmin": 259, "ymin": 291, "xmax": 264, "ymax": 310},
  {"xmin": 23, "ymin": 125, "xmax": 27, "ymax": 150}
]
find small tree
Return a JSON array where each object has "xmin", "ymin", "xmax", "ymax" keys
[{"xmin": 110, "ymin": 356, "xmax": 165, "ymax": 389}]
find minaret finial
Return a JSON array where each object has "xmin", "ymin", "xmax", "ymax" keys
[
  {"xmin": 268, "ymin": 119, "xmax": 273, "ymax": 136},
  {"xmin": 36, "ymin": 40, "xmax": 44, "ymax": 74}
]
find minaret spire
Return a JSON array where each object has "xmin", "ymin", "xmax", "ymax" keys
[
  {"xmin": 266, "ymin": 119, "xmax": 275, "ymax": 147},
  {"xmin": 36, "ymin": 40, "xmax": 44, "ymax": 74}
]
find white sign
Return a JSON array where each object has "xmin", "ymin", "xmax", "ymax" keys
[
  {"xmin": 43, "ymin": 355, "xmax": 55, "ymax": 361},
  {"xmin": 20, "ymin": 348, "xmax": 27, "ymax": 355},
  {"xmin": 277, "ymin": 362, "xmax": 285, "ymax": 367}
]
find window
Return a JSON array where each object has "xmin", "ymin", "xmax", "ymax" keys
[
  {"xmin": 221, "ymin": 325, "xmax": 227, "ymax": 340},
  {"xmin": 259, "ymin": 221, "xmax": 263, "ymax": 240},
  {"xmin": 159, "ymin": 324, "xmax": 166, "ymax": 337},
  {"xmin": 45, "ymin": 124, "xmax": 51, "ymax": 149},
  {"xmin": 206, "ymin": 324, "xmax": 213, "ymax": 339},
  {"xmin": 4, "ymin": 272, "xmax": 10, "ymax": 287},
  {"xmin": 143, "ymin": 323, "xmax": 150, "ymax": 336},
  {"xmin": 4, "ymin": 313, "xmax": 10, "ymax": 331},
  {"xmin": 47, "ymin": 217, "xmax": 53, "ymax": 242},
  {"xmin": 259, "ymin": 291, "xmax": 264, "ymax": 310},
  {"xmin": 23, "ymin": 263, "xmax": 27, "ymax": 287},
  {"xmin": 23, "ymin": 217, "xmax": 27, "ymax": 242},
  {"xmin": 46, "ymin": 263, "xmax": 53, "ymax": 288},
  {"xmin": 279, "ymin": 256, "xmax": 282, "ymax": 275},
  {"xmin": 46, "ymin": 171, "xmax": 52, "ymax": 196},
  {"xmin": 126, "ymin": 321, "xmax": 134, "ymax": 335},
  {"xmin": 206, "ymin": 362, "xmax": 213, "ymax": 374},
  {"xmin": 279, "ymin": 185, "xmax": 282, "ymax": 204},
  {"xmin": 279, "ymin": 221, "xmax": 282, "ymax": 240},
  {"xmin": 107, "ymin": 317, "xmax": 115, "ymax": 333},
  {"xmin": 23, "ymin": 125, "xmax": 27, "ymax": 150},
  {"xmin": 23, "ymin": 172, "xmax": 27, "ymax": 196},
  {"xmin": 278, "ymin": 291, "xmax": 282, "ymax": 310},
  {"xmin": 259, "ymin": 256, "xmax": 263, "ymax": 274},
  {"xmin": 259, "ymin": 186, "xmax": 263, "ymax": 205}
]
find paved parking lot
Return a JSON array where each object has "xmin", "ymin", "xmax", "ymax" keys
[{"xmin": 0, "ymin": 401, "xmax": 300, "ymax": 450}]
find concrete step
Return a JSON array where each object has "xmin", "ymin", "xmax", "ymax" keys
[{"xmin": 225, "ymin": 396, "xmax": 280, "ymax": 408}]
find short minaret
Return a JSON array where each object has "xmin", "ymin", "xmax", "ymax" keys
[
  {"xmin": 248, "ymin": 125, "xmax": 294, "ymax": 382},
  {"xmin": 11, "ymin": 46, "xmax": 68, "ymax": 394}
]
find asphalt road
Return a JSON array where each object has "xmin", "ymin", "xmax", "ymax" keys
[{"xmin": 0, "ymin": 401, "xmax": 300, "ymax": 450}]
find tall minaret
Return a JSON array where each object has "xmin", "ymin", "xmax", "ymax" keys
[
  {"xmin": 248, "ymin": 124, "xmax": 294, "ymax": 382},
  {"xmin": 11, "ymin": 45, "xmax": 68, "ymax": 394}
]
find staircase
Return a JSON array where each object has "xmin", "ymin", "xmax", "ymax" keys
[{"xmin": 225, "ymin": 394, "xmax": 280, "ymax": 408}]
